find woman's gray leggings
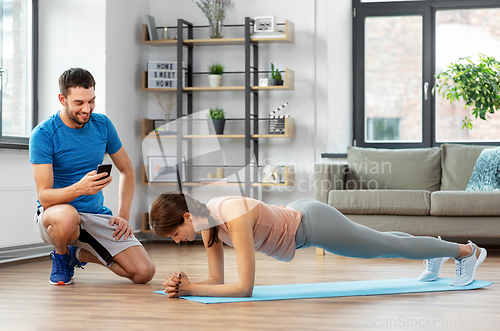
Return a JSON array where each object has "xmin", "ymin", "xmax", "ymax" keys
[{"xmin": 288, "ymin": 199, "xmax": 460, "ymax": 260}]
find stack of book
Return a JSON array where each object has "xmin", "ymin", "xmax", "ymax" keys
[{"xmin": 147, "ymin": 61, "xmax": 185, "ymax": 88}]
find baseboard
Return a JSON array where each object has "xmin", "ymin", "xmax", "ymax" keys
[{"xmin": 0, "ymin": 243, "xmax": 53, "ymax": 265}]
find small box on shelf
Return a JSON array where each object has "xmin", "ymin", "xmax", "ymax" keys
[{"xmin": 268, "ymin": 115, "xmax": 289, "ymax": 135}]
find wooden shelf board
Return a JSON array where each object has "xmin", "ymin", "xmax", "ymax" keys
[
  {"xmin": 142, "ymin": 118, "xmax": 294, "ymax": 139},
  {"xmin": 184, "ymin": 86, "xmax": 245, "ymax": 91},
  {"xmin": 143, "ymin": 134, "xmax": 293, "ymax": 139},
  {"xmin": 185, "ymin": 38, "xmax": 245, "ymax": 46},
  {"xmin": 142, "ymin": 68, "xmax": 293, "ymax": 91},
  {"xmin": 143, "ymin": 40, "xmax": 178, "ymax": 46},
  {"xmin": 143, "ymin": 87, "xmax": 177, "ymax": 91},
  {"xmin": 143, "ymin": 181, "xmax": 292, "ymax": 187},
  {"xmin": 183, "ymin": 134, "xmax": 245, "ymax": 139},
  {"xmin": 142, "ymin": 21, "xmax": 294, "ymax": 45},
  {"xmin": 252, "ymin": 134, "xmax": 294, "ymax": 138}
]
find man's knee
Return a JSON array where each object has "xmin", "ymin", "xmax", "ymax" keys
[
  {"xmin": 43, "ymin": 204, "xmax": 80, "ymax": 239},
  {"xmin": 114, "ymin": 246, "xmax": 156, "ymax": 283},
  {"xmin": 131, "ymin": 260, "xmax": 156, "ymax": 284}
]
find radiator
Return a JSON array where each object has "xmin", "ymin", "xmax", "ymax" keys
[{"xmin": 0, "ymin": 188, "xmax": 42, "ymax": 249}]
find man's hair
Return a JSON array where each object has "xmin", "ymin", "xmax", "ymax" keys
[{"xmin": 58, "ymin": 68, "xmax": 96, "ymax": 97}]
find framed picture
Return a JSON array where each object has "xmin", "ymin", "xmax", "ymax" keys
[
  {"xmin": 144, "ymin": 14, "xmax": 158, "ymax": 41},
  {"xmin": 258, "ymin": 78, "xmax": 269, "ymax": 87},
  {"xmin": 148, "ymin": 156, "xmax": 185, "ymax": 183},
  {"xmin": 254, "ymin": 16, "xmax": 276, "ymax": 33}
]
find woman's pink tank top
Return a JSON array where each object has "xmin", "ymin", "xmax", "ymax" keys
[{"xmin": 206, "ymin": 197, "xmax": 302, "ymax": 262}]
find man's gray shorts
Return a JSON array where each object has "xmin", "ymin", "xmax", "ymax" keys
[{"xmin": 35, "ymin": 206, "xmax": 143, "ymax": 267}]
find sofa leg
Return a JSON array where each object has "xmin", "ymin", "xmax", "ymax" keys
[{"xmin": 316, "ymin": 248, "xmax": 325, "ymax": 256}]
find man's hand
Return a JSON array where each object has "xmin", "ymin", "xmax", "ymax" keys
[
  {"xmin": 76, "ymin": 170, "xmax": 112, "ymax": 196},
  {"xmin": 110, "ymin": 216, "xmax": 133, "ymax": 240}
]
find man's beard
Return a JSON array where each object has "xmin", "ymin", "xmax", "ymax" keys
[{"xmin": 65, "ymin": 107, "xmax": 91, "ymax": 127}]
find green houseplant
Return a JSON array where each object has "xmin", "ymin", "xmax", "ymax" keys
[
  {"xmin": 434, "ymin": 54, "xmax": 500, "ymax": 129},
  {"xmin": 208, "ymin": 62, "xmax": 224, "ymax": 87},
  {"xmin": 269, "ymin": 63, "xmax": 283, "ymax": 86},
  {"xmin": 207, "ymin": 106, "xmax": 226, "ymax": 134}
]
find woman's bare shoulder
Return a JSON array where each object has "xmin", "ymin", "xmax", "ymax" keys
[{"xmin": 220, "ymin": 198, "xmax": 260, "ymax": 223}]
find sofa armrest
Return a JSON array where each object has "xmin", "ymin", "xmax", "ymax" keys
[{"xmin": 313, "ymin": 163, "xmax": 347, "ymax": 203}]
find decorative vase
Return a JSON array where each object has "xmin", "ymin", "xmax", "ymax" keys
[
  {"xmin": 208, "ymin": 74, "xmax": 223, "ymax": 87},
  {"xmin": 209, "ymin": 119, "xmax": 226, "ymax": 135},
  {"xmin": 269, "ymin": 79, "xmax": 284, "ymax": 86},
  {"xmin": 209, "ymin": 19, "xmax": 223, "ymax": 39}
]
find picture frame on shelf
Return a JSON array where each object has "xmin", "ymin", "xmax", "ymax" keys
[
  {"xmin": 253, "ymin": 16, "xmax": 276, "ymax": 33},
  {"xmin": 258, "ymin": 78, "xmax": 269, "ymax": 87},
  {"xmin": 144, "ymin": 15, "xmax": 158, "ymax": 41},
  {"xmin": 148, "ymin": 156, "xmax": 185, "ymax": 183}
]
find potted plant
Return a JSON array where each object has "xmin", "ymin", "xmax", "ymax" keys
[
  {"xmin": 207, "ymin": 106, "xmax": 226, "ymax": 134},
  {"xmin": 434, "ymin": 54, "xmax": 500, "ymax": 130},
  {"xmin": 192, "ymin": 0, "xmax": 234, "ymax": 39},
  {"xmin": 208, "ymin": 62, "xmax": 224, "ymax": 87},
  {"xmin": 269, "ymin": 63, "xmax": 283, "ymax": 86}
]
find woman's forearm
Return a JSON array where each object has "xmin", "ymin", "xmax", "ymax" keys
[
  {"xmin": 194, "ymin": 277, "xmax": 223, "ymax": 285},
  {"xmin": 188, "ymin": 282, "xmax": 253, "ymax": 297}
]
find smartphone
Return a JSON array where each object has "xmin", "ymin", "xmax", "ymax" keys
[{"xmin": 97, "ymin": 164, "xmax": 112, "ymax": 179}]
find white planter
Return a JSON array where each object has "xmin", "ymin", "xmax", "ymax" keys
[{"xmin": 208, "ymin": 75, "xmax": 223, "ymax": 87}]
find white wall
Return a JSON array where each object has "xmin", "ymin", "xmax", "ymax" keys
[
  {"xmin": 0, "ymin": 0, "xmax": 353, "ymax": 229},
  {"xmin": 144, "ymin": 0, "xmax": 352, "ymax": 205},
  {"xmin": 104, "ymin": 0, "xmax": 150, "ymax": 225}
]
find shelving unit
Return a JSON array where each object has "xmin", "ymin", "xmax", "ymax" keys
[{"xmin": 141, "ymin": 18, "xmax": 295, "ymax": 232}]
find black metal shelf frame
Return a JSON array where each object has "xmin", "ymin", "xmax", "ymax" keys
[{"xmin": 175, "ymin": 17, "xmax": 260, "ymax": 197}]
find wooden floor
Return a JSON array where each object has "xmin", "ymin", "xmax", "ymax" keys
[{"xmin": 0, "ymin": 242, "xmax": 499, "ymax": 331}]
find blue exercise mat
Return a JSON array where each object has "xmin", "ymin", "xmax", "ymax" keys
[{"xmin": 154, "ymin": 278, "xmax": 493, "ymax": 304}]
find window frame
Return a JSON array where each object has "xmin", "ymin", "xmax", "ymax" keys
[
  {"xmin": 353, "ymin": 0, "xmax": 500, "ymax": 148},
  {"xmin": 0, "ymin": 0, "xmax": 38, "ymax": 150}
]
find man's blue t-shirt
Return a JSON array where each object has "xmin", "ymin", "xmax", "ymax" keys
[{"xmin": 29, "ymin": 111, "xmax": 122, "ymax": 215}]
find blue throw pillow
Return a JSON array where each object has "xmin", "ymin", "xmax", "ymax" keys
[{"xmin": 465, "ymin": 147, "xmax": 500, "ymax": 191}]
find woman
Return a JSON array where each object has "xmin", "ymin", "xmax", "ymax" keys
[{"xmin": 149, "ymin": 193, "xmax": 487, "ymax": 298}]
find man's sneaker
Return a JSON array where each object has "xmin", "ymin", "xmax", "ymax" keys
[
  {"xmin": 450, "ymin": 241, "xmax": 487, "ymax": 286},
  {"xmin": 68, "ymin": 246, "xmax": 87, "ymax": 278},
  {"xmin": 419, "ymin": 256, "xmax": 450, "ymax": 281},
  {"xmin": 49, "ymin": 251, "xmax": 72, "ymax": 285},
  {"xmin": 418, "ymin": 236, "xmax": 450, "ymax": 282}
]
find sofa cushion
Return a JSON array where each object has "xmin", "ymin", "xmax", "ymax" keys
[
  {"xmin": 430, "ymin": 191, "xmax": 500, "ymax": 216},
  {"xmin": 328, "ymin": 189, "xmax": 431, "ymax": 216},
  {"xmin": 440, "ymin": 143, "xmax": 495, "ymax": 191},
  {"xmin": 345, "ymin": 146, "xmax": 441, "ymax": 191},
  {"xmin": 466, "ymin": 147, "xmax": 500, "ymax": 191}
]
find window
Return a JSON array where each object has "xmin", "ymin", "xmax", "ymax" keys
[
  {"xmin": 0, "ymin": 0, "xmax": 37, "ymax": 149},
  {"xmin": 353, "ymin": 0, "xmax": 500, "ymax": 148}
]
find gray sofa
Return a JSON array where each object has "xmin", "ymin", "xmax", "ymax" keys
[{"xmin": 313, "ymin": 144, "xmax": 500, "ymax": 247}]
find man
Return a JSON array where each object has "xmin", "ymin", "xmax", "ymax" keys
[{"xmin": 30, "ymin": 68, "xmax": 155, "ymax": 285}]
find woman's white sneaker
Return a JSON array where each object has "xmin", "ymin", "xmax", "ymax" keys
[
  {"xmin": 418, "ymin": 236, "xmax": 450, "ymax": 282},
  {"xmin": 450, "ymin": 241, "xmax": 487, "ymax": 286},
  {"xmin": 419, "ymin": 256, "xmax": 450, "ymax": 281}
]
